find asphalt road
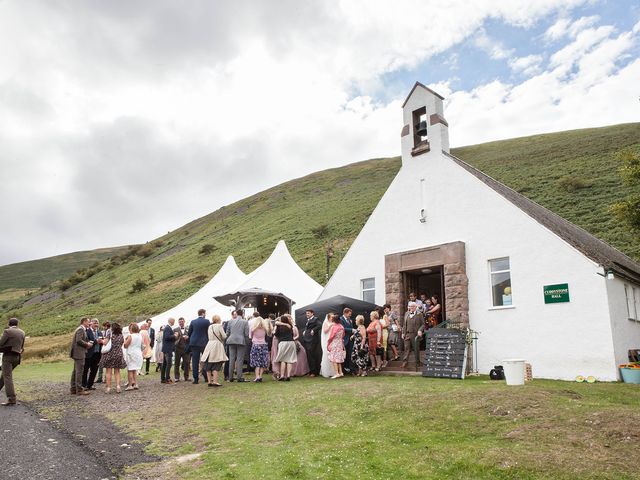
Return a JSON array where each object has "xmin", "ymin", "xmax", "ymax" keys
[{"xmin": 0, "ymin": 403, "xmax": 116, "ymax": 480}]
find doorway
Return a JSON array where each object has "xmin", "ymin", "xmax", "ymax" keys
[{"xmin": 403, "ymin": 266, "xmax": 445, "ymax": 325}]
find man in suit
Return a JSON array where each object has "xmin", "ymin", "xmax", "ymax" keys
[
  {"xmin": 339, "ymin": 308, "xmax": 356, "ymax": 374},
  {"xmin": 144, "ymin": 318, "xmax": 155, "ymax": 375},
  {"xmin": 69, "ymin": 317, "xmax": 93, "ymax": 395},
  {"xmin": 302, "ymin": 309, "xmax": 322, "ymax": 377},
  {"xmin": 173, "ymin": 317, "xmax": 190, "ymax": 382},
  {"xmin": 81, "ymin": 318, "xmax": 103, "ymax": 390},
  {"xmin": 401, "ymin": 301, "xmax": 424, "ymax": 368},
  {"xmin": 161, "ymin": 318, "xmax": 177, "ymax": 384},
  {"xmin": 0, "ymin": 318, "xmax": 26, "ymax": 406},
  {"xmin": 226, "ymin": 309, "xmax": 249, "ymax": 382},
  {"xmin": 188, "ymin": 309, "xmax": 210, "ymax": 384}
]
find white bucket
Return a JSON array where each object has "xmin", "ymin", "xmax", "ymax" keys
[{"xmin": 502, "ymin": 359, "xmax": 526, "ymax": 386}]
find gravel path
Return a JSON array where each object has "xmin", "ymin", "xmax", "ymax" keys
[{"xmin": 0, "ymin": 403, "xmax": 116, "ymax": 480}]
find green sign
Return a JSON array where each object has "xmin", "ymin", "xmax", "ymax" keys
[{"xmin": 544, "ymin": 283, "xmax": 570, "ymax": 304}]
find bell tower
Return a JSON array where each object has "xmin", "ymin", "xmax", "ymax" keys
[{"xmin": 400, "ymin": 82, "xmax": 449, "ymax": 164}]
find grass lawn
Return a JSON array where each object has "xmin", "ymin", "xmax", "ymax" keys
[{"xmin": 13, "ymin": 361, "xmax": 640, "ymax": 479}]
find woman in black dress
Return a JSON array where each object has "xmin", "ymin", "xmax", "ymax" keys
[{"xmin": 98, "ymin": 322, "xmax": 127, "ymax": 393}]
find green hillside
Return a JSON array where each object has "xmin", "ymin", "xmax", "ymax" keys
[
  {"xmin": 2, "ymin": 123, "xmax": 639, "ymax": 339},
  {"xmin": 0, "ymin": 246, "xmax": 132, "ymax": 290}
]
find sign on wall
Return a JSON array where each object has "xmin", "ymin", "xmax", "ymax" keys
[{"xmin": 543, "ymin": 283, "xmax": 570, "ymax": 304}]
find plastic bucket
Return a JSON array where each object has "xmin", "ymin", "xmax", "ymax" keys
[
  {"xmin": 502, "ymin": 359, "xmax": 526, "ymax": 386},
  {"xmin": 620, "ymin": 368, "xmax": 640, "ymax": 384}
]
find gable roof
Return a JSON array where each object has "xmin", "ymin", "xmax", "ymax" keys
[
  {"xmin": 443, "ymin": 151, "xmax": 640, "ymax": 284},
  {"xmin": 402, "ymin": 81, "xmax": 445, "ymax": 107}
]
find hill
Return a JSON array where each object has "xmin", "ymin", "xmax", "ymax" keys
[
  {"xmin": 2, "ymin": 123, "xmax": 639, "ymax": 340},
  {"xmin": 0, "ymin": 246, "xmax": 132, "ymax": 291}
]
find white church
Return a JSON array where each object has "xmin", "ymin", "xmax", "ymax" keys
[{"xmin": 320, "ymin": 82, "xmax": 640, "ymax": 381}]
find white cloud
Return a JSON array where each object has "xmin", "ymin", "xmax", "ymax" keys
[
  {"xmin": 0, "ymin": 0, "xmax": 634, "ymax": 265},
  {"xmin": 509, "ymin": 54, "xmax": 544, "ymax": 75}
]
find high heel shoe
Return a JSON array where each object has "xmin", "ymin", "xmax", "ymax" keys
[
  {"xmin": 116, "ymin": 385, "xmax": 121, "ymax": 394},
  {"xmin": 105, "ymin": 387, "xmax": 111, "ymax": 394}
]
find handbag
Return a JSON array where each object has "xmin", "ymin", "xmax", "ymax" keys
[
  {"xmin": 143, "ymin": 344, "xmax": 153, "ymax": 359},
  {"xmin": 101, "ymin": 339, "xmax": 112, "ymax": 354}
]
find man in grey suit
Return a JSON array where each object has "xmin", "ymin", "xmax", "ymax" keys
[
  {"xmin": 401, "ymin": 301, "xmax": 424, "ymax": 369},
  {"xmin": 173, "ymin": 317, "xmax": 190, "ymax": 382},
  {"xmin": 69, "ymin": 317, "xmax": 93, "ymax": 395},
  {"xmin": 226, "ymin": 309, "xmax": 249, "ymax": 382},
  {"xmin": 0, "ymin": 318, "xmax": 26, "ymax": 406}
]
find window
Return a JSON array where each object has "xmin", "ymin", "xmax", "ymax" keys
[
  {"xmin": 489, "ymin": 257, "xmax": 512, "ymax": 307},
  {"xmin": 626, "ymin": 284, "xmax": 639, "ymax": 320},
  {"xmin": 361, "ymin": 278, "xmax": 375, "ymax": 303}
]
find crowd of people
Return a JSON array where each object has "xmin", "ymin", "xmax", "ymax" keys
[{"xmin": 0, "ymin": 293, "xmax": 441, "ymax": 402}]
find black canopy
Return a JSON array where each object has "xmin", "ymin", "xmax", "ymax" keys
[{"xmin": 294, "ymin": 295, "xmax": 380, "ymax": 331}]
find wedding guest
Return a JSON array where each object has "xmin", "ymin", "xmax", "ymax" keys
[
  {"xmin": 350, "ymin": 315, "xmax": 368, "ymax": 376},
  {"xmin": 401, "ymin": 301, "xmax": 423, "ymax": 368},
  {"xmin": 188, "ymin": 309, "xmax": 210, "ymax": 384},
  {"xmin": 124, "ymin": 323, "xmax": 144, "ymax": 391},
  {"xmin": 0, "ymin": 318, "xmax": 26, "ymax": 406},
  {"xmin": 292, "ymin": 323, "xmax": 310, "ymax": 377},
  {"xmin": 320, "ymin": 313, "xmax": 336, "ymax": 378},
  {"xmin": 379, "ymin": 311, "xmax": 390, "ymax": 367},
  {"xmin": 250, "ymin": 315, "xmax": 271, "ymax": 382},
  {"xmin": 384, "ymin": 304, "xmax": 400, "ymax": 361},
  {"xmin": 69, "ymin": 317, "xmax": 93, "ymax": 396},
  {"xmin": 201, "ymin": 315, "xmax": 228, "ymax": 387},
  {"xmin": 173, "ymin": 317, "xmax": 190, "ymax": 382},
  {"xmin": 226, "ymin": 309, "xmax": 249, "ymax": 382},
  {"xmin": 99, "ymin": 322, "xmax": 127, "ymax": 394},
  {"xmin": 367, "ymin": 311, "xmax": 383, "ymax": 371},
  {"xmin": 327, "ymin": 314, "xmax": 346, "ymax": 379},
  {"xmin": 82, "ymin": 319, "xmax": 103, "ymax": 390},
  {"xmin": 154, "ymin": 326, "xmax": 164, "ymax": 372},
  {"xmin": 274, "ymin": 314, "xmax": 297, "ymax": 381},
  {"xmin": 161, "ymin": 318, "xmax": 177, "ymax": 384},
  {"xmin": 144, "ymin": 318, "xmax": 155, "ymax": 375},
  {"xmin": 301, "ymin": 309, "xmax": 322, "ymax": 377},
  {"xmin": 96, "ymin": 321, "xmax": 111, "ymax": 383},
  {"xmin": 223, "ymin": 310, "xmax": 236, "ymax": 381},
  {"xmin": 339, "ymin": 308, "xmax": 355, "ymax": 374},
  {"xmin": 426, "ymin": 295, "xmax": 442, "ymax": 326},
  {"xmin": 140, "ymin": 323, "xmax": 153, "ymax": 375}
]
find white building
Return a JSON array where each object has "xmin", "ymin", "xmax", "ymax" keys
[{"xmin": 320, "ymin": 82, "xmax": 640, "ymax": 381}]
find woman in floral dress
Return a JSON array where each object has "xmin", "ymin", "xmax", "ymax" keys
[
  {"xmin": 326, "ymin": 314, "xmax": 346, "ymax": 379},
  {"xmin": 350, "ymin": 315, "xmax": 369, "ymax": 376},
  {"xmin": 98, "ymin": 322, "xmax": 127, "ymax": 393}
]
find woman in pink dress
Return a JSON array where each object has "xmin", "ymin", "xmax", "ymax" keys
[{"xmin": 326, "ymin": 314, "xmax": 346, "ymax": 379}]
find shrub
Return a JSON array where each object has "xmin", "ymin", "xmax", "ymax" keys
[
  {"xmin": 558, "ymin": 176, "xmax": 589, "ymax": 193},
  {"xmin": 199, "ymin": 244, "xmax": 217, "ymax": 255},
  {"xmin": 59, "ymin": 280, "xmax": 72, "ymax": 291},
  {"xmin": 137, "ymin": 244, "xmax": 155, "ymax": 257},
  {"xmin": 311, "ymin": 224, "xmax": 330, "ymax": 239},
  {"xmin": 129, "ymin": 279, "xmax": 148, "ymax": 294}
]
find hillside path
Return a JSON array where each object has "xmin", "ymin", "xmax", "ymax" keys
[{"xmin": 0, "ymin": 403, "xmax": 116, "ymax": 480}]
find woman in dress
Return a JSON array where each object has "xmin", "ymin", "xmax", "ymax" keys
[
  {"xmin": 250, "ymin": 316, "xmax": 271, "ymax": 382},
  {"xmin": 426, "ymin": 295, "xmax": 442, "ymax": 326},
  {"xmin": 274, "ymin": 314, "xmax": 297, "ymax": 381},
  {"xmin": 292, "ymin": 324, "xmax": 310, "ymax": 377},
  {"xmin": 320, "ymin": 313, "xmax": 335, "ymax": 378},
  {"xmin": 98, "ymin": 322, "xmax": 127, "ymax": 393},
  {"xmin": 201, "ymin": 315, "xmax": 228, "ymax": 387},
  {"xmin": 366, "ymin": 311, "xmax": 382, "ymax": 371},
  {"xmin": 154, "ymin": 325, "xmax": 164, "ymax": 372},
  {"xmin": 350, "ymin": 315, "xmax": 369, "ymax": 376},
  {"xmin": 326, "ymin": 314, "xmax": 346, "ymax": 379},
  {"xmin": 379, "ymin": 311, "xmax": 389, "ymax": 367},
  {"xmin": 124, "ymin": 322, "xmax": 144, "ymax": 390},
  {"xmin": 139, "ymin": 323, "xmax": 153, "ymax": 374}
]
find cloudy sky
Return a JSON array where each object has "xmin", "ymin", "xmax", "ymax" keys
[{"xmin": 1, "ymin": 0, "xmax": 638, "ymax": 266}]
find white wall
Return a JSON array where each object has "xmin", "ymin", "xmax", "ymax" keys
[
  {"xmin": 606, "ymin": 277, "xmax": 640, "ymax": 376},
  {"xmin": 322, "ymin": 87, "xmax": 620, "ymax": 381}
]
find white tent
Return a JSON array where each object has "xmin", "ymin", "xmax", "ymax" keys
[
  {"xmin": 149, "ymin": 255, "xmax": 247, "ymax": 330},
  {"xmin": 234, "ymin": 240, "xmax": 323, "ymax": 310}
]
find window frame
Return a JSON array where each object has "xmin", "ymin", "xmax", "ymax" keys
[
  {"xmin": 361, "ymin": 277, "xmax": 376, "ymax": 304},
  {"xmin": 488, "ymin": 257, "xmax": 514, "ymax": 309},
  {"xmin": 626, "ymin": 283, "xmax": 640, "ymax": 321}
]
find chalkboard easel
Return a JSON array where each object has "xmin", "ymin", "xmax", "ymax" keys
[{"xmin": 422, "ymin": 327, "xmax": 467, "ymax": 379}]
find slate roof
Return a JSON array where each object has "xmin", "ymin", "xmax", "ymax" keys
[{"xmin": 443, "ymin": 151, "xmax": 640, "ymax": 285}]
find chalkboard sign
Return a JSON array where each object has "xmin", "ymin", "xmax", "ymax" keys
[{"xmin": 422, "ymin": 328, "xmax": 467, "ymax": 379}]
